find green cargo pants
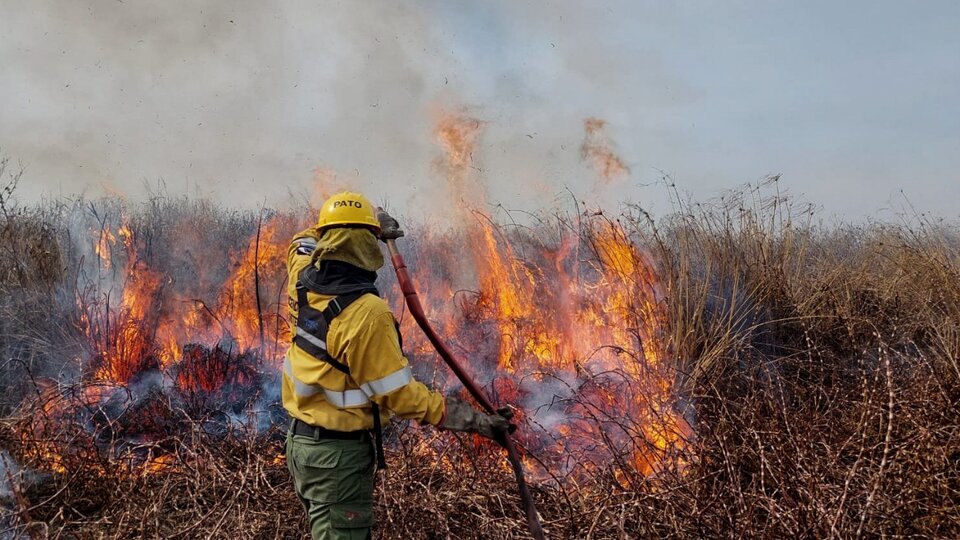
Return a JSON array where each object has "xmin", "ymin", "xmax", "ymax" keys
[{"xmin": 286, "ymin": 430, "xmax": 376, "ymax": 540}]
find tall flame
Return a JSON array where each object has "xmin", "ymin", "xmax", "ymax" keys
[{"xmin": 395, "ymin": 112, "xmax": 688, "ymax": 481}]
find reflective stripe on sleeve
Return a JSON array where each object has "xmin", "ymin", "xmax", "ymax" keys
[
  {"xmin": 283, "ymin": 354, "xmax": 370, "ymax": 408},
  {"xmin": 295, "ymin": 327, "xmax": 327, "ymax": 351},
  {"xmin": 294, "ymin": 237, "xmax": 317, "ymax": 255},
  {"xmin": 323, "ymin": 388, "xmax": 371, "ymax": 408},
  {"xmin": 359, "ymin": 366, "xmax": 413, "ymax": 397},
  {"xmin": 283, "ymin": 355, "xmax": 322, "ymax": 397}
]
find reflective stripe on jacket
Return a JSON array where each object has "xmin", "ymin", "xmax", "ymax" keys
[{"xmin": 282, "ymin": 227, "xmax": 446, "ymax": 431}]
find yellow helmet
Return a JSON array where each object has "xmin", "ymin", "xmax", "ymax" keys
[{"xmin": 316, "ymin": 191, "xmax": 380, "ymax": 233}]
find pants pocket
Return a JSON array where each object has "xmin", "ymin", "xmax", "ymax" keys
[{"xmin": 291, "ymin": 438, "xmax": 342, "ymax": 504}]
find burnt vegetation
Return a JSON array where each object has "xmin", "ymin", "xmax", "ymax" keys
[{"xmin": 1, "ymin": 177, "xmax": 958, "ymax": 539}]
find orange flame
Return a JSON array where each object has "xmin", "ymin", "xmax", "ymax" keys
[
  {"xmin": 388, "ymin": 113, "xmax": 689, "ymax": 481},
  {"xmin": 81, "ymin": 210, "xmax": 299, "ymax": 389},
  {"xmin": 581, "ymin": 118, "xmax": 629, "ymax": 183},
  {"xmin": 95, "ymin": 228, "xmax": 117, "ymax": 269},
  {"xmin": 217, "ymin": 216, "xmax": 290, "ymax": 354},
  {"xmin": 433, "ymin": 112, "xmax": 485, "ymax": 214}
]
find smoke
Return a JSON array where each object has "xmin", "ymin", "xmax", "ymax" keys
[
  {"xmin": 1, "ymin": 1, "xmax": 673, "ymax": 222},
  {"xmin": 0, "ymin": 450, "xmax": 18, "ymax": 500},
  {"xmin": 0, "ymin": 449, "xmax": 35, "ymax": 538},
  {"xmin": 5, "ymin": 1, "xmax": 960, "ymax": 220}
]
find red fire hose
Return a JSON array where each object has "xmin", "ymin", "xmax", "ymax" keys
[{"xmin": 385, "ymin": 238, "xmax": 547, "ymax": 540}]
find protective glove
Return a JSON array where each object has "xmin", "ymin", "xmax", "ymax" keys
[
  {"xmin": 440, "ymin": 397, "xmax": 513, "ymax": 441},
  {"xmin": 375, "ymin": 207, "xmax": 404, "ymax": 241}
]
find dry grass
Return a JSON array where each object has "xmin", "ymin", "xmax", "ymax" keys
[{"xmin": 1, "ymin": 179, "xmax": 959, "ymax": 539}]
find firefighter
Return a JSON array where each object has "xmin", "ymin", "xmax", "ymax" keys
[{"xmin": 283, "ymin": 191, "xmax": 510, "ymax": 539}]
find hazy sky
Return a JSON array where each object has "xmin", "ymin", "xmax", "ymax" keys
[{"xmin": 2, "ymin": 0, "xmax": 958, "ymax": 221}]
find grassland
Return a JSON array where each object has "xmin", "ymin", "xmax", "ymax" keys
[{"xmin": 0, "ymin": 173, "xmax": 957, "ymax": 538}]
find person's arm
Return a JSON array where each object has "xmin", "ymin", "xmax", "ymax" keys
[
  {"xmin": 340, "ymin": 306, "xmax": 511, "ymax": 439},
  {"xmin": 341, "ymin": 309, "xmax": 446, "ymax": 425}
]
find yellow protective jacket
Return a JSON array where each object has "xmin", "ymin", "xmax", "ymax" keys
[{"xmin": 281, "ymin": 227, "xmax": 446, "ymax": 431}]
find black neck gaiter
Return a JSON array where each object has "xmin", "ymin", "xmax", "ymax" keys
[{"xmin": 300, "ymin": 260, "xmax": 379, "ymax": 296}]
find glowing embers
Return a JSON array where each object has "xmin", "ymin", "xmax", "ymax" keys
[
  {"xmin": 18, "ymin": 345, "xmax": 276, "ymax": 477},
  {"xmin": 172, "ymin": 344, "xmax": 267, "ymax": 413}
]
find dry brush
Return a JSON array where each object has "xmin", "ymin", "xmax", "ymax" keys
[{"xmin": 1, "ymin": 182, "xmax": 958, "ymax": 539}]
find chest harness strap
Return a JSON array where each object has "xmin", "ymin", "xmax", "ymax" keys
[{"xmin": 294, "ymin": 282, "xmax": 388, "ymax": 470}]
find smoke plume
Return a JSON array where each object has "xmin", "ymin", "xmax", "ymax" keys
[{"xmin": 2, "ymin": 1, "xmax": 658, "ymax": 221}]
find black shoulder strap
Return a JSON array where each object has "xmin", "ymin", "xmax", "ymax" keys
[
  {"xmin": 294, "ymin": 283, "xmax": 376, "ymax": 375},
  {"xmin": 321, "ymin": 290, "xmax": 374, "ymax": 325},
  {"xmin": 296, "ymin": 281, "xmax": 310, "ymax": 315}
]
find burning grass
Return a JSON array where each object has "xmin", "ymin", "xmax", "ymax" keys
[{"xmin": 1, "ymin": 179, "xmax": 959, "ymax": 538}]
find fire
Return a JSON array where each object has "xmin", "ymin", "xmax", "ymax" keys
[
  {"xmin": 23, "ymin": 112, "xmax": 688, "ymax": 484},
  {"xmin": 434, "ymin": 113, "xmax": 483, "ymax": 171},
  {"xmin": 394, "ymin": 112, "xmax": 689, "ymax": 481},
  {"xmin": 80, "ymin": 210, "xmax": 297, "ymax": 389},
  {"xmin": 21, "ymin": 208, "xmax": 303, "ymax": 476},
  {"xmin": 216, "ymin": 215, "xmax": 293, "ymax": 357},
  {"xmin": 433, "ymin": 112, "xmax": 485, "ymax": 214},
  {"xmin": 95, "ymin": 228, "xmax": 117, "ymax": 269},
  {"xmin": 581, "ymin": 118, "xmax": 629, "ymax": 183},
  {"xmin": 86, "ymin": 220, "xmax": 163, "ymax": 383},
  {"xmin": 142, "ymin": 453, "xmax": 179, "ymax": 475}
]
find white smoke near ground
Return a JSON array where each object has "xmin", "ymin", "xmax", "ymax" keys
[
  {"xmin": 0, "ymin": 450, "xmax": 18, "ymax": 499},
  {"xmin": 1, "ymin": 449, "xmax": 28, "ymax": 538}
]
